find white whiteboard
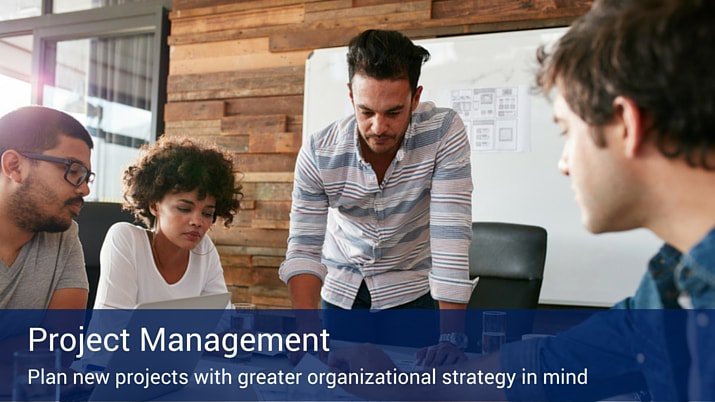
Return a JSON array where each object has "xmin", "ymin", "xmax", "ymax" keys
[{"xmin": 303, "ymin": 28, "xmax": 661, "ymax": 307}]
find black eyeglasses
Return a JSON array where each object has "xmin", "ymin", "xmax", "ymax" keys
[{"xmin": 18, "ymin": 151, "xmax": 95, "ymax": 187}]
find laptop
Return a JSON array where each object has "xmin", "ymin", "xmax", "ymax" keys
[
  {"xmin": 86, "ymin": 293, "xmax": 231, "ymax": 401},
  {"xmin": 136, "ymin": 293, "xmax": 231, "ymax": 310}
]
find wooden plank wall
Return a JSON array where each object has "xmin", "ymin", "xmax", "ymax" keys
[{"xmin": 166, "ymin": 0, "xmax": 592, "ymax": 307}]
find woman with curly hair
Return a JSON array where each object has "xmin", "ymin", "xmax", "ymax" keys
[{"xmin": 93, "ymin": 137, "xmax": 241, "ymax": 308}]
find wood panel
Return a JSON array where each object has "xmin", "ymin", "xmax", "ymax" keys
[
  {"xmin": 254, "ymin": 183, "xmax": 293, "ymax": 201},
  {"xmin": 224, "ymin": 266, "xmax": 284, "ymax": 288},
  {"xmin": 164, "ymin": 119, "xmax": 221, "ymax": 136},
  {"xmin": 170, "ymin": 1, "xmax": 590, "ymax": 46},
  {"xmin": 221, "ymin": 115, "xmax": 287, "ymax": 135},
  {"xmin": 167, "ymin": 74, "xmax": 304, "ymax": 101},
  {"xmin": 241, "ymin": 172, "xmax": 294, "ymax": 183},
  {"xmin": 226, "ymin": 95, "xmax": 303, "ymax": 116},
  {"xmin": 164, "ymin": 100, "xmax": 225, "ymax": 121},
  {"xmin": 168, "ymin": 68, "xmax": 304, "ymax": 101},
  {"xmin": 304, "ymin": 0, "xmax": 430, "ymax": 23},
  {"xmin": 168, "ymin": 66, "xmax": 304, "ymax": 92},
  {"xmin": 169, "ymin": 24, "xmax": 282, "ymax": 46},
  {"xmin": 432, "ymin": 0, "xmax": 591, "ymax": 20},
  {"xmin": 250, "ymin": 293, "xmax": 291, "ymax": 307},
  {"xmin": 252, "ymin": 256, "xmax": 285, "ymax": 267},
  {"xmin": 211, "ymin": 227, "xmax": 289, "ymax": 248},
  {"xmin": 304, "ymin": 0, "xmax": 352, "ymax": 13},
  {"xmin": 170, "ymin": 48, "xmax": 311, "ymax": 75},
  {"xmin": 254, "ymin": 201, "xmax": 292, "ymax": 223},
  {"xmin": 171, "ymin": 5, "xmax": 305, "ymax": 36},
  {"xmin": 352, "ymin": 0, "xmax": 404, "ymax": 6},
  {"xmin": 172, "ymin": 0, "xmax": 323, "ymax": 18},
  {"xmin": 216, "ymin": 245, "xmax": 287, "ymax": 257},
  {"xmin": 234, "ymin": 154, "xmax": 298, "ymax": 172},
  {"xmin": 167, "ymin": 0, "xmax": 591, "ymax": 307},
  {"xmin": 249, "ymin": 132, "xmax": 301, "ymax": 153},
  {"xmin": 220, "ymin": 254, "xmax": 252, "ymax": 268},
  {"xmin": 227, "ymin": 209, "xmax": 253, "ymax": 227},
  {"xmin": 193, "ymin": 135, "xmax": 250, "ymax": 153}
]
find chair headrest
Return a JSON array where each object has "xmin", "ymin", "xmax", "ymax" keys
[{"xmin": 469, "ymin": 222, "xmax": 547, "ymax": 280}]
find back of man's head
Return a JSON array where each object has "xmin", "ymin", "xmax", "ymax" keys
[
  {"xmin": 0, "ymin": 106, "xmax": 93, "ymax": 154},
  {"xmin": 537, "ymin": 0, "xmax": 715, "ymax": 169},
  {"xmin": 347, "ymin": 29, "xmax": 431, "ymax": 94}
]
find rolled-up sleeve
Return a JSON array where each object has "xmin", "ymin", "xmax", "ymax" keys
[
  {"xmin": 428, "ymin": 112, "xmax": 478, "ymax": 303},
  {"xmin": 279, "ymin": 135, "xmax": 330, "ymax": 284}
]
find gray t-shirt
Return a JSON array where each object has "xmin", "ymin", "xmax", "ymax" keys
[{"xmin": 0, "ymin": 221, "xmax": 88, "ymax": 308}]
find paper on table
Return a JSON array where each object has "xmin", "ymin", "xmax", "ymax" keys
[
  {"xmin": 254, "ymin": 333, "xmax": 287, "ymax": 356},
  {"xmin": 289, "ymin": 354, "xmax": 355, "ymax": 400},
  {"xmin": 194, "ymin": 359, "xmax": 264, "ymax": 375}
]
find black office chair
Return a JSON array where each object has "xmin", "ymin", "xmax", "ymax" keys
[
  {"xmin": 465, "ymin": 222, "xmax": 547, "ymax": 348},
  {"xmin": 75, "ymin": 202, "xmax": 136, "ymax": 309},
  {"xmin": 468, "ymin": 222, "xmax": 547, "ymax": 309}
]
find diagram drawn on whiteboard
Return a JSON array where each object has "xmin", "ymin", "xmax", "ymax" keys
[{"xmin": 449, "ymin": 86, "xmax": 530, "ymax": 152}]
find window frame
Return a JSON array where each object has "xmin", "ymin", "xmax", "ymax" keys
[{"xmin": 0, "ymin": 0, "xmax": 170, "ymax": 142}]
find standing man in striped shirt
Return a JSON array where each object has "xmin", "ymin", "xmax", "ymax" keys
[{"xmin": 279, "ymin": 29, "xmax": 477, "ymax": 363}]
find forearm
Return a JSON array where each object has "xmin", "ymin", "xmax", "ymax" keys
[
  {"xmin": 288, "ymin": 274, "xmax": 323, "ymax": 309},
  {"xmin": 400, "ymin": 352, "xmax": 506, "ymax": 401},
  {"xmin": 438, "ymin": 300, "xmax": 467, "ymax": 334},
  {"xmin": 48, "ymin": 288, "xmax": 88, "ymax": 309},
  {"xmin": 429, "ymin": 116, "xmax": 474, "ymax": 305}
]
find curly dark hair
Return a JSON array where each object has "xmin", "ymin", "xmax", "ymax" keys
[
  {"xmin": 536, "ymin": 0, "xmax": 715, "ymax": 169},
  {"xmin": 347, "ymin": 29, "xmax": 430, "ymax": 94},
  {"xmin": 122, "ymin": 137, "xmax": 242, "ymax": 228}
]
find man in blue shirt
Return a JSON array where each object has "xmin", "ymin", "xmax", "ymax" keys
[{"xmin": 329, "ymin": 0, "xmax": 715, "ymax": 400}]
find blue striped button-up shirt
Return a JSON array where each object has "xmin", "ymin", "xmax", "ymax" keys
[{"xmin": 279, "ymin": 102, "xmax": 477, "ymax": 309}]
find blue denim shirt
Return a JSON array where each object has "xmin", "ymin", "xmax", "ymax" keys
[
  {"xmin": 623, "ymin": 227, "xmax": 715, "ymax": 309},
  {"xmin": 502, "ymin": 228, "xmax": 715, "ymax": 401}
]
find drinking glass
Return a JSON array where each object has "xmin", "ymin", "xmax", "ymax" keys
[
  {"xmin": 12, "ymin": 350, "xmax": 60, "ymax": 402},
  {"xmin": 481, "ymin": 311, "xmax": 507, "ymax": 354},
  {"xmin": 232, "ymin": 303, "xmax": 256, "ymax": 361}
]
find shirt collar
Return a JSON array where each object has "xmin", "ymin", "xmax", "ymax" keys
[
  {"xmin": 649, "ymin": 242, "xmax": 683, "ymax": 278},
  {"xmin": 685, "ymin": 226, "xmax": 715, "ymax": 273}
]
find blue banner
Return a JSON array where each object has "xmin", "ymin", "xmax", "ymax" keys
[{"xmin": 0, "ymin": 309, "xmax": 712, "ymax": 401}]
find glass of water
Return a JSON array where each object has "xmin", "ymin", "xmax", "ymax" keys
[
  {"xmin": 232, "ymin": 303, "xmax": 256, "ymax": 361},
  {"xmin": 12, "ymin": 349, "xmax": 60, "ymax": 402},
  {"xmin": 482, "ymin": 311, "xmax": 507, "ymax": 354}
]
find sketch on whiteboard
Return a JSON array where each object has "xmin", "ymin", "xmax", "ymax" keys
[{"xmin": 449, "ymin": 86, "xmax": 531, "ymax": 152}]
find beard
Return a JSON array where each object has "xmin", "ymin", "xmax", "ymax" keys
[
  {"xmin": 358, "ymin": 111, "xmax": 412, "ymax": 156},
  {"xmin": 10, "ymin": 175, "xmax": 82, "ymax": 233}
]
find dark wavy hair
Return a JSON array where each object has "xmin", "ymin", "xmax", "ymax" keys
[
  {"xmin": 347, "ymin": 29, "xmax": 430, "ymax": 94},
  {"xmin": 122, "ymin": 137, "xmax": 241, "ymax": 228},
  {"xmin": 537, "ymin": 0, "xmax": 715, "ymax": 169}
]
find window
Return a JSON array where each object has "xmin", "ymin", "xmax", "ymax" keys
[
  {"xmin": 43, "ymin": 34, "xmax": 156, "ymax": 200},
  {"xmin": 0, "ymin": 1, "xmax": 41, "ymax": 21},
  {"xmin": 0, "ymin": 0, "xmax": 169, "ymax": 201},
  {"xmin": 0, "ymin": 35, "xmax": 32, "ymax": 115},
  {"xmin": 53, "ymin": 0, "xmax": 150, "ymax": 14}
]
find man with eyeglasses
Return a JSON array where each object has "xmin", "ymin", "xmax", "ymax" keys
[{"xmin": 0, "ymin": 106, "xmax": 94, "ymax": 309}]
